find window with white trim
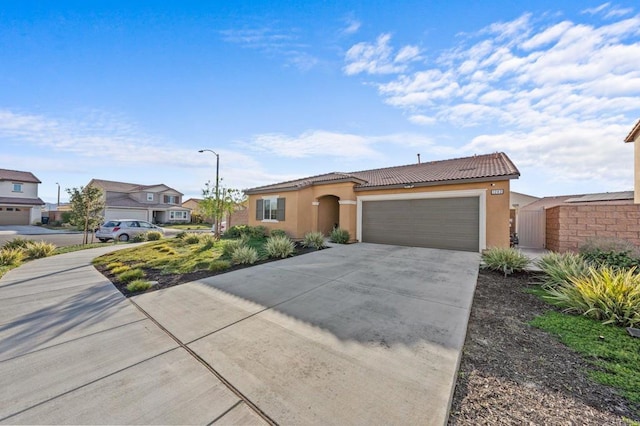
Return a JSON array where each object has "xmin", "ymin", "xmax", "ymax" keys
[
  {"xmin": 256, "ymin": 197, "xmax": 285, "ymax": 221},
  {"xmin": 170, "ymin": 211, "xmax": 188, "ymax": 220},
  {"xmin": 12, "ymin": 183, "xmax": 23, "ymax": 192},
  {"xmin": 164, "ymin": 195, "xmax": 179, "ymax": 204},
  {"xmin": 147, "ymin": 193, "xmax": 154, "ymax": 201}
]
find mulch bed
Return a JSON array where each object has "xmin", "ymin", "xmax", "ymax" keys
[
  {"xmin": 96, "ymin": 243, "xmax": 322, "ymax": 297},
  {"xmin": 448, "ymin": 270, "xmax": 640, "ymax": 425}
]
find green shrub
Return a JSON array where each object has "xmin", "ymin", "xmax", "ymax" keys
[
  {"xmin": 61, "ymin": 212, "xmax": 72, "ymax": 223},
  {"xmin": 543, "ymin": 266, "xmax": 640, "ymax": 327},
  {"xmin": 264, "ymin": 235, "xmax": 295, "ymax": 259},
  {"xmin": 536, "ymin": 251, "xmax": 590, "ymax": 290},
  {"xmin": 224, "ymin": 225, "xmax": 268, "ymax": 239},
  {"xmin": 481, "ymin": 247, "xmax": 530, "ymax": 276},
  {"xmin": 183, "ymin": 233, "xmax": 202, "ymax": 244},
  {"xmin": 302, "ymin": 232, "xmax": 326, "ymax": 250},
  {"xmin": 106, "ymin": 261, "xmax": 124, "ymax": 270},
  {"xmin": 579, "ymin": 238, "xmax": 640, "ymax": 269},
  {"xmin": 209, "ymin": 259, "xmax": 231, "ymax": 272},
  {"xmin": 222, "ymin": 239, "xmax": 244, "ymax": 257},
  {"xmin": 175, "ymin": 231, "xmax": 188, "ymax": 239},
  {"xmin": 126, "ymin": 280, "xmax": 152, "ymax": 293},
  {"xmin": 2, "ymin": 237, "xmax": 30, "ymax": 250},
  {"xmin": 199, "ymin": 234, "xmax": 216, "ymax": 250},
  {"xmin": 0, "ymin": 248, "xmax": 24, "ymax": 266},
  {"xmin": 330, "ymin": 228, "xmax": 350, "ymax": 244},
  {"xmin": 117, "ymin": 268, "xmax": 146, "ymax": 283},
  {"xmin": 24, "ymin": 241, "xmax": 56, "ymax": 259},
  {"xmin": 146, "ymin": 231, "xmax": 162, "ymax": 241},
  {"xmin": 110, "ymin": 265, "xmax": 131, "ymax": 275},
  {"xmin": 231, "ymin": 246, "xmax": 259, "ymax": 265},
  {"xmin": 269, "ymin": 229, "xmax": 288, "ymax": 238},
  {"xmin": 131, "ymin": 233, "xmax": 147, "ymax": 243}
]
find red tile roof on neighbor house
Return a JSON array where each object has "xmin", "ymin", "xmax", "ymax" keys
[
  {"xmin": 245, "ymin": 152, "xmax": 520, "ymax": 194},
  {"xmin": 0, "ymin": 168, "xmax": 41, "ymax": 183},
  {"xmin": 624, "ymin": 119, "xmax": 640, "ymax": 143}
]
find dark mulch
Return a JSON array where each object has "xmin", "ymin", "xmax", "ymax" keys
[
  {"xmin": 448, "ymin": 270, "xmax": 640, "ymax": 425},
  {"xmin": 96, "ymin": 243, "xmax": 322, "ymax": 297}
]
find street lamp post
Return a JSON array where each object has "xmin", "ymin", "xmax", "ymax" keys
[
  {"xmin": 198, "ymin": 149, "xmax": 220, "ymax": 235},
  {"xmin": 56, "ymin": 182, "xmax": 60, "ymax": 207}
]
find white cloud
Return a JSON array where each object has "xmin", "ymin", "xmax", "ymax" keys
[
  {"xmin": 582, "ymin": 2, "xmax": 633, "ymax": 18},
  {"xmin": 343, "ymin": 10, "xmax": 640, "ymax": 192},
  {"xmin": 343, "ymin": 33, "xmax": 421, "ymax": 75},
  {"xmin": 342, "ymin": 18, "xmax": 361, "ymax": 35}
]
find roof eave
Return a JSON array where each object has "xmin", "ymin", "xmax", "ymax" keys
[
  {"xmin": 353, "ymin": 174, "xmax": 520, "ymax": 192},
  {"xmin": 245, "ymin": 177, "xmax": 365, "ymax": 195},
  {"xmin": 624, "ymin": 119, "xmax": 640, "ymax": 143}
]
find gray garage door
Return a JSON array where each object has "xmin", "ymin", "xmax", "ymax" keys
[
  {"xmin": 0, "ymin": 207, "xmax": 30, "ymax": 225},
  {"xmin": 362, "ymin": 197, "xmax": 480, "ymax": 252}
]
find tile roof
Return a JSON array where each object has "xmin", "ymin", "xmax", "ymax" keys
[
  {"xmin": 0, "ymin": 196, "xmax": 45, "ymax": 206},
  {"xmin": 0, "ymin": 169, "xmax": 41, "ymax": 183},
  {"xmin": 520, "ymin": 191, "xmax": 634, "ymax": 211},
  {"xmin": 89, "ymin": 179, "xmax": 182, "ymax": 195},
  {"xmin": 245, "ymin": 152, "xmax": 519, "ymax": 194},
  {"xmin": 624, "ymin": 119, "xmax": 640, "ymax": 143}
]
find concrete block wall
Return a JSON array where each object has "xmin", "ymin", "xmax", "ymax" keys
[{"xmin": 546, "ymin": 204, "xmax": 640, "ymax": 252}]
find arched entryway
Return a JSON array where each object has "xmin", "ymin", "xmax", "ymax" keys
[{"xmin": 317, "ymin": 195, "xmax": 340, "ymax": 236}]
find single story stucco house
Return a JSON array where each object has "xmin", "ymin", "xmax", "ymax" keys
[{"xmin": 245, "ymin": 152, "xmax": 520, "ymax": 252}]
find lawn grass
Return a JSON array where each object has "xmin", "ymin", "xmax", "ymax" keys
[
  {"xmin": 92, "ymin": 236, "xmax": 254, "ymax": 275},
  {"xmin": 530, "ymin": 311, "xmax": 640, "ymax": 406}
]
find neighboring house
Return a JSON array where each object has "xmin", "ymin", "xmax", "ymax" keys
[
  {"xmin": 182, "ymin": 197, "xmax": 249, "ymax": 227},
  {"xmin": 88, "ymin": 179, "xmax": 191, "ymax": 224},
  {"xmin": 517, "ymin": 191, "xmax": 635, "ymax": 250},
  {"xmin": 624, "ymin": 118, "xmax": 640, "ymax": 203},
  {"xmin": 245, "ymin": 152, "xmax": 520, "ymax": 252},
  {"xmin": 0, "ymin": 168, "xmax": 45, "ymax": 225}
]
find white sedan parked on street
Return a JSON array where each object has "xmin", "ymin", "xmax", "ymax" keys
[{"xmin": 96, "ymin": 220, "xmax": 164, "ymax": 242}]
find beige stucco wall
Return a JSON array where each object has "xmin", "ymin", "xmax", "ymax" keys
[
  {"xmin": 634, "ymin": 137, "xmax": 640, "ymax": 204},
  {"xmin": 248, "ymin": 179, "xmax": 512, "ymax": 248}
]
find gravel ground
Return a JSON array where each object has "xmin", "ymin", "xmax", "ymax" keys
[{"xmin": 448, "ymin": 270, "xmax": 640, "ymax": 425}]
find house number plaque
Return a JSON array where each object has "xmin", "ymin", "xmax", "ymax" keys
[{"xmin": 491, "ymin": 189, "xmax": 504, "ymax": 195}]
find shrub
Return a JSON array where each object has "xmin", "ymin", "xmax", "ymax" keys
[
  {"xmin": 106, "ymin": 261, "xmax": 124, "ymax": 270},
  {"xmin": 146, "ymin": 231, "xmax": 163, "ymax": 241},
  {"xmin": 222, "ymin": 239, "xmax": 244, "ymax": 257},
  {"xmin": 183, "ymin": 233, "xmax": 202, "ymax": 244},
  {"xmin": 199, "ymin": 234, "xmax": 216, "ymax": 250},
  {"xmin": 231, "ymin": 246, "xmax": 259, "ymax": 265},
  {"xmin": 330, "ymin": 228, "xmax": 350, "ymax": 244},
  {"xmin": 543, "ymin": 266, "xmax": 640, "ymax": 327},
  {"xmin": 579, "ymin": 238, "xmax": 640, "ymax": 270},
  {"xmin": 2, "ymin": 237, "xmax": 30, "ymax": 250},
  {"xmin": 224, "ymin": 225, "xmax": 268, "ymax": 239},
  {"xmin": 264, "ymin": 235, "xmax": 295, "ymax": 259},
  {"xmin": 209, "ymin": 259, "xmax": 231, "ymax": 272},
  {"xmin": 481, "ymin": 247, "xmax": 530, "ymax": 276},
  {"xmin": 117, "ymin": 268, "xmax": 145, "ymax": 283},
  {"xmin": 536, "ymin": 252, "xmax": 590, "ymax": 290},
  {"xmin": 126, "ymin": 280, "xmax": 152, "ymax": 293},
  {"xmin": 131, "ymin": 233, "xmax": 147, "ymax": 243},
  {"xmin": 269, "ymin": 229, "xmax": 288, "ymax": 238},
  {"xmin": 23, "ymin": 241, "xmax": 56, "ymax": 259},
  {"xmin": 0, "ymin": 248, "xmax": 24, "ymax": 266},
  {"xmin": 61, "ymin": 212, "xmax": 72, "ymax": 223},
  {"xmin": 175, "ymin": 231, "xmax": 187, "ymax": 239},
  {"xmin": 302, "ymin": 232, "xmax": 326, "ymax": 250}
]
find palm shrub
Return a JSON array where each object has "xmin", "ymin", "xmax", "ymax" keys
[
  {"xmin": 302, "ymin": 232, "xmax": 326, "ymax": 250},
  {"xmin": 481, "ymin": 247, "xmax": 530, "ymax": 276},
  {"xmin": 264, "ymin": 235, "xmax": 295, "ymax": 259},
  {"xmin": 543, "ymin": 266, "xmax": 640, "ymax": 327},
  {"xmin": 223, "ymin": 239, "xmax": 244, "ymax": 257},
  {"xmin": 231, "ymin": 246, "xmax": 259, "ymax": 265},
  {"xmin": 0, "ymin": 248, "xmax": 24, "ymax": 266},
  {"xmin": 536, "ymin": 251, "xmax": 590, "ymax": 290},
  {"xmin": 330, "ymin": 228, "xmax": 350, "ymax": 244},
  {"xmin": 23, "ymin": 241, "xmax": 56, "ymax": 259},
  {"xmin": 2, "ymin": 237, "xmax": 30, "ymax": 250}
]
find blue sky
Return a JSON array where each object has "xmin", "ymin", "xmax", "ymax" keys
[{"xmin": 2, "ymin": 1, "xmax": 639, "ymax": 203}]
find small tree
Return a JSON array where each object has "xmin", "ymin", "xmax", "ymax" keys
[
  {"xmin": 200, "ymin": 180, "xmax": 246, "ymax": 237},
  {"xmin": 67, "ymin": 185, "xmax": 105, "ymax": 244}
]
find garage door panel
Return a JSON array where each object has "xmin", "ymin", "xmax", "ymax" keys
[
  {"xmin": 362, "ymin": 197, "xmax": 479, "ymax": 252},
  {"xmin": 0, "ymin": 207, "xmax": 30, "ymax": 225}
]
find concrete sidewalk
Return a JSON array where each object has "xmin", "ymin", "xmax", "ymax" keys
[
  {"xmin": 1, "ymin": 242, "xmax": 480, "ymax": 425},
  {"xmin": 0, "ymin": 246, "xmax": 262, "ymax": 425}
]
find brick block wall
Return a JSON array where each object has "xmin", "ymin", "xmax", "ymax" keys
[{"xmin": 546, "ymin": 204, "xmax": 640, "ymax": 252}]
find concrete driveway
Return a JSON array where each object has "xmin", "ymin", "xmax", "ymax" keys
[{"xmin": 0, "ymin": 242, "xmax": 479, "ymax": 425}]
